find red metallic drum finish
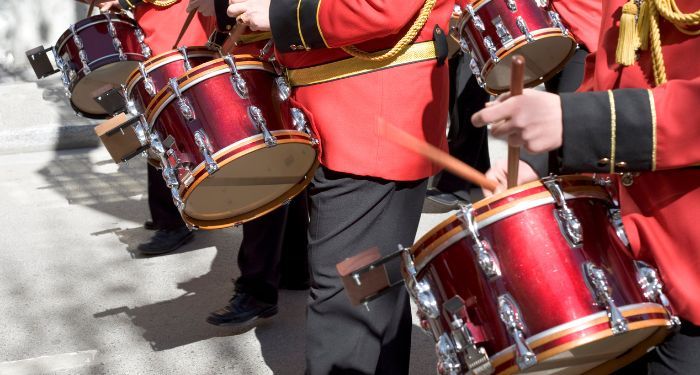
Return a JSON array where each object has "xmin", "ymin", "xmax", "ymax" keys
[
  {"xmin": 410, "ymin": 176, "xmax": 672, "ymax": 374},
  {"xmin": 125, "ymin": 47, "xmax": 219, "ymax": 113},
  {"xmin": 147, "ymin": 58, "xmax": 319, "ymax": 229},
  {"xmin": 55, "ymin": 13, "xmax": 147, "ymax": 117},
  {"xmin": 458, "ymin": 0, "xmax": 576, "ymax": 93}
]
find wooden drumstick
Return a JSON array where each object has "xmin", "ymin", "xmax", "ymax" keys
[
  {"xmin": 172, "ymin": 9, "xmax": 198, "ymax": 49},
  {"xmin": 506, "ymin": 55, "xmax": 525, "ymax": 188},
  {"xmin": 221, "ymin": 24, "xmax": 248, "ymax": 54},
  {"xmin": 86, "ymin": 0, "xmax": 97, "ymax": 17},
  {"xmin": 377, "ymin": 118, "xmax": 499, "ymax": 192}
]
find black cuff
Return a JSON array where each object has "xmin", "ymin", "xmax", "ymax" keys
[
  {"xmin": 560, "ymin": 89, "xmax": 654, "ymax": 174},
  {"xmin": 560, "ymin": 91, "xmax": 614, "ymax": 173},
  {"xmin": 270, "ymin": 0, "xmax": 325, "ymax": 52},
  {"xmin": 119, "ymin": 0, "xmax": 143, "ymax": 10},
  {"xmin": 215, "ymin": 0, "xmax": 236, "ymax": 32}
]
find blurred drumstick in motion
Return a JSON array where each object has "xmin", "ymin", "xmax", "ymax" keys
[
  {"xmin": 86, "ymin": 0, "xmax": 97, "ymax": 17},
  {"xmin": 377, "ymin": 118, "xmax": 499, "ymax": 192},
  {"xmin": 172, "ymin": 9, "xmax": 198, "ymax": 49},
  {"xmin": 221, "ymin": 24, "xmax": 248, "ymax": 54},
  {"xmin": 507, "ymin": 55, "xmax": 525, "ymax": 188}
]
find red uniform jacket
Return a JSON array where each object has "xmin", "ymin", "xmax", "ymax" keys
[
  {"xmin": 269, "ymin": 0, "xmax": 452, "ymax": 181},
  {"xmin": 558, "ymin": 0, "xmax": 700, "ymax": 325},
  {"xmin": 552, "ymin": 0, "xmax": 602, "ymax": 52},
  {"xmin": 133, "ymin": 0, "xmax": 215, "ymax": 54}
]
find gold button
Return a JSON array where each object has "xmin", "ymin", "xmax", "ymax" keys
[
  {"xmin": 615, "ymin": 161, "xmax": 627, "ymax": 169},
  {"xmin": 597, "ymin": 158, "xmax": 610, "ymax": 167},
  {"xmin": 289, "ymin": 44, "xmax": 298, "ymax": 50},
  {"xmin": 226, "ymin": 25, "xmax": 232, "ymax": 30}
]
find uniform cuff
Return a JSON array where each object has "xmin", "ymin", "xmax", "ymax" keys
[
  {"xmin": 119, "ymin": 0, "xmax": 143, "ymax": 10},
  {"xmin": 270, "ymin": 0, "xmax": 326, "ymax": 52},
  {"xmin": 560, "ymin": 89, "xmax": 654, "ymax": 174},
  {"xmin": 215, "ymin": 0, "xmax": 236, "ymax": 32}
]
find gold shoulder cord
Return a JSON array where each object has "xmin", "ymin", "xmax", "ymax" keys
[
  {"xmin": 145, "ymin": 0, "xmax": 179, "ymax": 7},
  {"xmin": 341, "ymin": 0, "xmax": 437, "ymax": 62},
  {"xmin": 617, "ymin": 0, "xmax": 700, "ymax": 86}
]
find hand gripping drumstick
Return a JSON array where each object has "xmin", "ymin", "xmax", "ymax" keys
[
  {"xmin": 506, "ymin": 55, "xmax": 525, "ymax": 188},
  {"xmin": 221, "ymin": 24, "xmax": 249, "ymax": 54},
  {"xmin": 172, "ymin": 9, "xmax": 198, "ymax": 49},
  {"xmin": 377, "ymin": 118, "xmax": 499, "ymax": 192}
]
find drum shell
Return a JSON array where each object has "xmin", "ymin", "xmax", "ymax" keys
[
  {"xmin": 410, "ymin": 176, "xmax": 669, "ymax": 373},
  {"xmin": 126, "ymin": 47, "xmax": 219, "ymax": 113}
]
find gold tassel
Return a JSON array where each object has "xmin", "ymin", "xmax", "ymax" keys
[
  {"xmin": 637, "ymin": 0, "xmax": 652, "ymax": 50},
  {"xmin": 616, "ymin": 0, "xmax": 640, "ymax": 66}
]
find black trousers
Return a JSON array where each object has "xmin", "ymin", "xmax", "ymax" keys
[
  {"xmin": 305, "ymin": 167, "xmax": 428, "ymax": 375},
  {"xmin": 235, "ymin": 191, "xmax": 309, "ymax": 305},
  {"xmin": 433, "ymin": 53, "xmax": 491, "ymax": 197},
  {"xmin": 147, "ymin": 164, "xmax": 187, "ymax": 230},
  {"xmin": 615, "ymin": 320, "xmax": 700, "ymax": 374}
]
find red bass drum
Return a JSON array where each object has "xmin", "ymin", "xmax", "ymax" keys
[
  {"xmin": 54, "ymin": 12, "xmax": 151, "ymax": 118},
  {"xmin": 406, "ymin": 175, "xmax": 678, "ymax": 374},
  {"xmin": 455, "ymin": 0, "xmax": 576, "ymax": 93},
  {"xmin": 145, "ymin": 55, "xmax": 319, "ymax": 229}
]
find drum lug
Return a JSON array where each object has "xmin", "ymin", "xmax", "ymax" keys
[
  {"xmin": 457, "ymin": 204, "xmax": 501, "ymax": 278},
  {"xmin": 436, "ymin": 333, "xmax": 462, "ymax": 375},
  {"xmin": 498, "ymin": 294, "xmax": 537, "ymax": 370},
  {"xmin": 466, "ymin": 5, "xmax": 485, "ymax": 32},
  {"xmin": 275, "ymin": 76, "xmax": 291, "ymax": 101},
  {"xmin": 444, "ymin": 296, "xmax": 494, "ymax": 375},
  {"xmin": 139, "ymin": 62, "xmax": 156, "ymax": 97},
  {"xmin": 400, "ymin": 245, "xmax": 440, "ymax": 319},
  {"xmin": 469, "ymin": 58, "xmax": 486, "ymax": 88},
  {"xmin": 634, "ymin": 261, "xmax": 681, "ymax": 328},
  {"xmin": 135, "ymin": 28, "xmax": 152, "ymax": 58},
  {"xmin": 535, "ymin": 0, "xmax": 548, "ymax": 8},
  {"xmin": 483, "ymin": 37, "xmax": 499, "ymax": 63},
  {"xmin": 506, "ymin": 0, "xmax": 517, "ymax": 12},
  {"xmin": 248, "ymin": 106, "xmax": 278, "ymax": 147},
  {"xmin": 53, "ymin": 48, "xmax": 73, "ymax": 97},
  {"xmin": 106, "ymin": 14, "xmax": 127, "ymax": 61},
  {"xmin": 516, "ymin": 17, "xmax": 535, "ymax": 43},
  {"xmin": 167, "ymin": 147, "xmax": 194, "ymax": 188},
  {"xmin": 223, "ymin": 55, "xmax": 250, "ymax": 99},
  {"xmin": 543, "ymin": 176, "xmax": 583, "ymax": 247},
  {"xmin": 134, "ymin": 115, "xmax": 150, "ymax": 146},
  {"xmin": 607, "ymin": 207, "xmax": 630, "ymax": 247},
  {"xmin": 178, "ymin": 47, "xmax": 192, "ymax": 71},
  {"xmin": 584, "ymin": 262, "xmax": 629, "ymax": 335},
  {"xmin": 168, "ymin": 78, "xmax": 196, "ymax": 122},
  {"xmin": 194, "ymin": 130, "xmax": 219, "ymax": 175},
  {"xmin": 492, "ymin": 16, "xmax": 514, "ymax": 49},
  {"xmin": 547, "ymin": 10, "xmax": 569, "ymax": 36},
  {"xmin": 291, "ymin": 107, "xmax": 317, "ymax": 143}
]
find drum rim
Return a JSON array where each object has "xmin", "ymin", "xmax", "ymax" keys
[
  {"xmin": 490, "ymin": 302, "xmax": 672, "ymax": 374},
  {"xmin": 180, "ymin": 134, "xmax": 319, "ymax": 229},
  {"xmin": 125, "ymin": 47, "xmax": 220, "ymax": 95},
  {"xmin": 145, "ymin": 58, "xmax": 275, "ymax": 127},
  {"xmin": 56, "ymin": 13, "xmax": 138, "ymax": 52}
]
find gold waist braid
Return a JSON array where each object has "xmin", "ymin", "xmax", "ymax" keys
[{"xmin": 286, "ymin": 41, "xmax": 437, "ymax": 87}]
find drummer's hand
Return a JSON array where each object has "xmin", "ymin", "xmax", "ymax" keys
[
  {"xmin": 187, "ymin": 0, "xmax": 215, "ymax": 16},
  {"xmin": 228, "ymin": 0, "xmax": 271, "ymax": 31},
  {"xmin": 96, "ymin": 0, "xmax": 122, "ymax": 11},
  {"xmin": 472, "ymin": 89, "xmax": 563, "ymax": 154},
  {"xmin": 482, "ymin": 159, "xmax": 539, "ymax": 197}
]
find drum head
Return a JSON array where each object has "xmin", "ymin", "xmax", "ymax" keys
[
  {"xmin": 486, "ymin": 34, "xmax": 576, "ymax": 93},
  {"xmin": 71, "ymin": 61, "xmax": 141, "ymax": 117},
  {"xmin": 184, "ymin": 142, "xmax": 317, "ymax": 223}
]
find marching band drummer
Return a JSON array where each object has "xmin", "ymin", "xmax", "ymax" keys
[
  {"xmin": 226, "ymin": 0, "xmax": 453, "ymax": 373},
  {"xmin": 472, "ymin": 0, "xmax": 700, "ymax": 372},
  {"xmin": 78, "ymin": 0, "xmax": 215, "ymax": 255}
]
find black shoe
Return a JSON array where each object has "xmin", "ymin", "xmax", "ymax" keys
[
  {"xmin": 206, "ymin": 292, "xmax": 278, "ymax": 326},
  {"xmin": 137, "ymin": 227, "xmax": 193, "ymax": 255},
  {"xmin": 143, "ymin": 220, "xmax": 157, "ymax": 230}
]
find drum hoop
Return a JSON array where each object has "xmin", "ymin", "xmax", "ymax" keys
[
  {"xmin": 490, "ymin": 303, "xmax": 671, "ymax": 372},
  {"xmin": 145, "ymin": 61, "xmax": 274, "ymax": 127},
  {"xmin": 411, "ymin": 187, "xmax": 610, "ymax": 273},
  {"xmin": 56, "ymin": 16, "xmax": 137, "ymax": 52},
  {"xmin": 125, "ymin": 50, "xmax": 219, "ymax": 94}
]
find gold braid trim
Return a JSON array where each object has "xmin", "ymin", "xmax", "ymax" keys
[
  {"xmin": 144, "ymin": 0, "xmax": 178, "ymax": 7},
  {"xmin": 341, "ymin": 0, "xmax": 437, "ymax": 62}
]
